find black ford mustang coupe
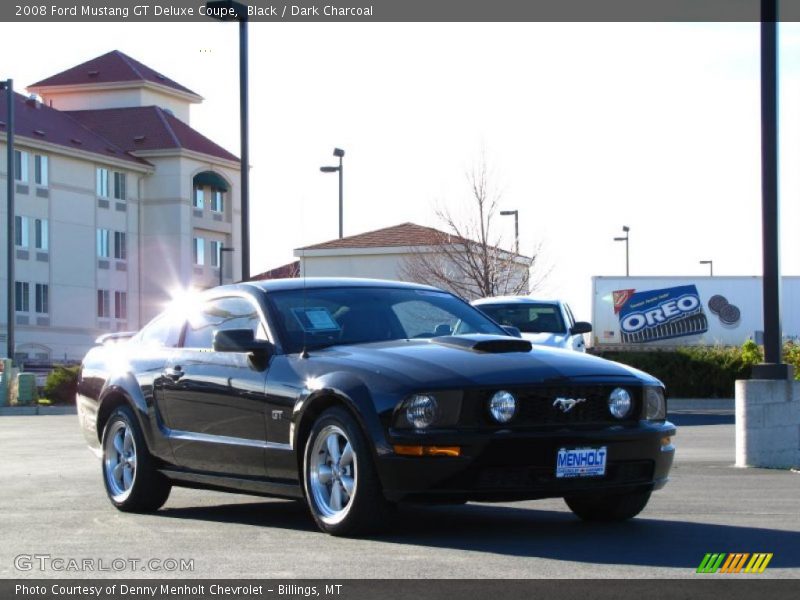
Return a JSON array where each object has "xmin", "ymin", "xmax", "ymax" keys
[{"xmin": 77, "ymin": 278, "xmax": 675, "ymax": 535}]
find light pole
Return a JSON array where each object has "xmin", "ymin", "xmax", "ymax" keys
[
  {"xmin": 699, "ymin": 260, "xmax": 713, "ymax": 276},
  {"xmin": 206, "ymin": 0, "xmax": 250, "ymax": 280},
  {"xmin": 1, "ymin": 80, "xmax": 15, "ymax": 363},
  {"xmin": 320, "ymin": 148, "xmax": 345, "ymax": 239},
  {"xmin": 613, "ymin": 225, "xmax": 630, "ymax": 277},
  {"xmin": 500, "ymin": 210, "xmax": 519, "ymax": 255},
  {"xmin": 219, "ymin": 245, "xmax": 235, "ymax": 286}
]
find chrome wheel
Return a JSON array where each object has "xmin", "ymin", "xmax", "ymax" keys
[
  {"xmin": 103, "ymin": 420, "xmax": 137, "ymax": 501},
  {"xmin": 309, "ymin": 425, "xmax": 357, "ymax": 524}
]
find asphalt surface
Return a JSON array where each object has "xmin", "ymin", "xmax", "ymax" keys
[{"xmin": 1, "ymin": 411, "xmax": 798, "ymax": 579}]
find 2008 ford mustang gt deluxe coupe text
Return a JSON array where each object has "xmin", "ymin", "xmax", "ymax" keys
[{"xmin": 77, "ymin": 278, "xmax": 675, "ymax": 535}]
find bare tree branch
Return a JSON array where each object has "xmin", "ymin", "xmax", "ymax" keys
[{"xmin": 400, "ymin": 155, "xmax": 547, "ymax": 300}]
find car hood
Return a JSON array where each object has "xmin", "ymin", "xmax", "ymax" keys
[
  {"xmin": 520, "ymin": 332, "xmax": 570, "ymax": 348},
  {"xmin": 307, "ymin": 335, "xmax": 655, "ymax": 389}
]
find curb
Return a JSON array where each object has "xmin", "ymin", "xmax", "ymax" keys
[{"xmin": 0, "ymin": 406, "xmax": 77, "ymax": 416}]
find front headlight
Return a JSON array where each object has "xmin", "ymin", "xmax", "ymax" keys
[
  {"xmin": 489, "ymin": 390, "xmax": 517, "ymax": 423},
  {"xmin": 404, "ymin": 394, "xmax": 439, "ymax": 429},
  {"xmin": 608, "ymin": 387, "xmax": 632, "ymax": 419},
  {"xmin": 644, "ymin": 386, "xmax": 666, "ymax": 420}
]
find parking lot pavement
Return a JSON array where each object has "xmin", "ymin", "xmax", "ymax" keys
[{"xmin": 1, "ymin": 412, "xmax": 798, "ymax": 580}]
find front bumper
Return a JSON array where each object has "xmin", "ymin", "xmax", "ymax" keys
[{"xmin": 378, "ymin": 421, "xmax": 675, "ymax": 502}]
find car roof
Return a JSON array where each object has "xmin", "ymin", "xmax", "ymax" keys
[
  {"xmin": 472, "ymin": 296, "xmax": 562, "ymax": 306},
  {"xmin": 232, "ymin": 277, "xmax": 444, "ymax": 294}
]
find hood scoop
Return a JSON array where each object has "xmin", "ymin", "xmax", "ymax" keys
[{"xmin": 431, "ymin": 335, "xmax": 532, "ymax": 354}]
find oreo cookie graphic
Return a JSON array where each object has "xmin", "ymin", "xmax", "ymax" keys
[
  {"xmin": 706, "ymin": 294, "xmax": 742, "ymax": 326},
  {"xmin": 617, "ymin": 285, "xmax": 708, "ymax": 344},
  {"xmin": 707, "ymin": 294, "xmax": 728, "ymax": 315},
  {"xmin": 719, "ymin": 303, "xmax": 741, "ymax": 326}
]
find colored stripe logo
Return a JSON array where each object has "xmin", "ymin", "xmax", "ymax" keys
[{"xmin": 697, "ymin": 553, "xmax": 773, "ymax": 574}]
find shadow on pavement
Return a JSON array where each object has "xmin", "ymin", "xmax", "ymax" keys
[
  {"xmin": 669, "ymin": 412, "xmax": 735, "ymax": 427},
  {"xmin": 158, "ymin": 499, "xmax": 798, "ymax": 569}
]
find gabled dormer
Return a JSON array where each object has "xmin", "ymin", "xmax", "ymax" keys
[{"xmin": 28, "ymin": 50, "xmax": 202, "ymax": 123}]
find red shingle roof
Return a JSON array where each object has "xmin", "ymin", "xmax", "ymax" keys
[
  {"xmin": 30, "ymin": 50, "xmax": 199, "ymax": 98},
  {"xmin": 250, "ymin": 261, "xmax": 300, "ymax": 281},
  {"xmin": 67, "ymin": 106, "xmax": 239, "ymax": 163},
  {"xmin": 0, "ymin": 91, "xmax": 147, "ymax": 166},
  {"xmin": 298, "ymin": 222, "xmax": 470, "ymax": 251}
]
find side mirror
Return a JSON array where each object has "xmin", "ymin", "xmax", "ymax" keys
[
  {"xmin": 213, "ymin": 328, "xmax": 274, "ymax": 357},
  {"xmin": 502, "ymin": 325, "xmax": 522, "ymax": 338},
  {"xmin": 570, "ymin": 321, "xmax": 593, "ymax": 335}
]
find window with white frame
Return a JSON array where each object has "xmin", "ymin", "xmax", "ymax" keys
[
  {"xmin": 97, "ymin": 289, "xmax": 111, "ymax": 318},
  {"xmin": 34, "ymin": 155, "xmax": 48, "ymax": 186},
  {"xmin": 115, "ymin": 291, "xmax": 127, "ymax": 320},
  {"xmin": 34, "ymin": 219, "xmax": 48, "ymax": 251},
  {"xmin": 14, "ymin": 150, "xmax": 28, "ymax": 182},
  {"xmin": 211, "ymin": 190, "xmax": 224, "ymax": 213},
  {"xmin": 193, "ymin": 187, "xmax": 204, "ymax": 209},
  {"xmin": 193, "ymin": 237, "xmax": 205, "ymax": 265},
  {"xmin": 35, "ymin": 284, "xmax": 49, "ymax": 314},
  {"xmin": 96, "ymin": 228, "xmax": 110, "ymax": 258},
  {"xmin": 96, "ymin": 168, "xmax": 109, "ymax": 197},
  {"xmin": 113, "ymin": 231, "xmax": 127, "ymax": 260},
  {"xmin": 210, "ymin": 240, "xmax": 222, "ymax": 268},
  {"xmin": 113, "ymin": 171, "xmax": 126, "ymax": 200},
  {"xmin": 15, "ymin": 216, "xmax": 29, "ymax": 248},
  {"xmin": 15, "ymin": 282, "xmax": 29, "ymax": 312}
]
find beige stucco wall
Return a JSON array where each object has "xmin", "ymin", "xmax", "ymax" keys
[
  {"xmin": 297, "ymin": 247, "xmax": 530, "ymax": 300},
  {"xmin": 1, "ymin": 137, "xmax": 240, "ymax": 362},
  {"xmin": 36, "ymin": 87, "xmax": 192, "ymax": 122}
]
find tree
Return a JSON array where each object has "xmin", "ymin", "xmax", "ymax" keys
[{"xmin": 400, "ymin": 157, "xmax": 547, "ymax": 300}]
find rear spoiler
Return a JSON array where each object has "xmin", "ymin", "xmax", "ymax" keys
[{"xmin": 95, "ymin": 331, "xmax": 137, "ymax": 345}]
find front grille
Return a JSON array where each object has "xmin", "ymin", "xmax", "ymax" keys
[{"xmin": 466, "ymin": 385, "xmax": 641, "ymax": 428}]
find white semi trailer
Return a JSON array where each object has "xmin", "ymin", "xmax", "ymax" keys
[{"xmin": 591, "ymin": 276, "xmax": 800, "ymax": 349}]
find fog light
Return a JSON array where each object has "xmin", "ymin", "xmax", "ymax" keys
[
  {"xmin": 608, "ymin": 387, "xmax": 632, "ymax": 419},
  {"xmin": 645, "ymin": 387, "xmax": 666, "ymax": 420},
  {"xmin": 489, "ymin": 390, "xmax": 517, "ymax": 423},
  {"xmin": 405, "ymin": 394, "xmax": 438, "ymax": 429}
]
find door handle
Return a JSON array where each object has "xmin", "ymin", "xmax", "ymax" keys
[{"xmin": 163, "ymin": 366, "xmax": 184, "ymax": 381}]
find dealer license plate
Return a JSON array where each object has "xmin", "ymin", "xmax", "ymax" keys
[{"xmin": 555, "ymin": 446, "xmax": 608, "ymax": 478}]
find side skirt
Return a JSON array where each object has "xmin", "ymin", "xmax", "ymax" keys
[{"xmin": 160, "ymin": 469, "xmax": 304, "ymax": 499}]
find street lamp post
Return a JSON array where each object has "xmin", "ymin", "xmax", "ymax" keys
[
  {"xmin": 219, "ymin": 245, "xmax": 235, "ymax": 287},
  {"xmin": 205, "ymin": 0, "xmax": 250, "ymax": 280},
  {"xmin": 700, "ymin": 260, "xmax": 713, "ymax": 276},
  {"xmin": 320, "ymin": 148, "xmax": 345, "ymax": 239},
  {"xmin": 1, "ymin": 80, "xmax": 15, "ymax": 363},
  {"xmin": 613, "ymin": 225, "xmax": 630, "ymax": 277},
  {"xmin": 500, "ymin": 210, "xmax": 519, "ymax": 255}
]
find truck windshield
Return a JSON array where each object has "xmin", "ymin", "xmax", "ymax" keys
[
  {"xmin": 266, "ymin": 287, "xmax": 507, "ymax": 353},
  {"xmin": 476, "ymin": 303, "xmax": 567, "ymax": 334}
]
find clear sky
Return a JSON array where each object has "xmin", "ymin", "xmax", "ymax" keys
[{"xmin": 2, "ymin": 22, "xmax": 799, "ymax": 320}]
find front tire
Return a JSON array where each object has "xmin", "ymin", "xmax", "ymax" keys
[
  {"xmin": 564, "ymin": 489, "xmax": 651, "ymax": 522},
  {"xmin": 303, "ymin": 407, "xmax": 394, "ymax": 535},
  {"xmin": 101, "ymin": 405, "xmax": 171, "ymax": 512}
]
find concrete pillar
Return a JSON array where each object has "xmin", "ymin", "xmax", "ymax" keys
[{"xmin": 735, "ymin": 378, "xmax": 800, "ymax": 468}]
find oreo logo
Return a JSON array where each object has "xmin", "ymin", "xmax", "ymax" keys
[
  {"xmin": 706, "ymin": 294, "xmax": 742, "ymax": 326},
  {"xmin": 616, "ymin": 285, "xmax": 709, "ymax": 343}
]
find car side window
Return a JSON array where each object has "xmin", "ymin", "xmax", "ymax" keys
[
  {"xmin": 138, "ymin": 313, "xmax": 183, "ymax": 347},
  {"xmin": 182, "ymin": 296, "xmax": 267, "ymax": 349}
]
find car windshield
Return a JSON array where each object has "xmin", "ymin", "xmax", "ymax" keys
[
  {"xmin": 476, "ymin": 302, "xmax": 567, "ymax": 334},
  {"xmin": 266, "ymin": 287, "xmax": 507, "ymax": 353}
]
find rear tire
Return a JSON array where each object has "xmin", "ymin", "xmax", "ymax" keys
[
  {"xmin": 101, "ymin": 405, "xmax": 171, "ymax": 512},
  {"xmin": 564, "ymin": 489, "xmax": 651, "ymax": 522},
  {"xmin": 303, "ymin": 407, "xmax": 394, "ymax": 535}
]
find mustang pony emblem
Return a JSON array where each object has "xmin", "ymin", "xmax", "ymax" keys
[{"xmin": 553, "ymin": 397, "xmax": 586, "ymax": 413}]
